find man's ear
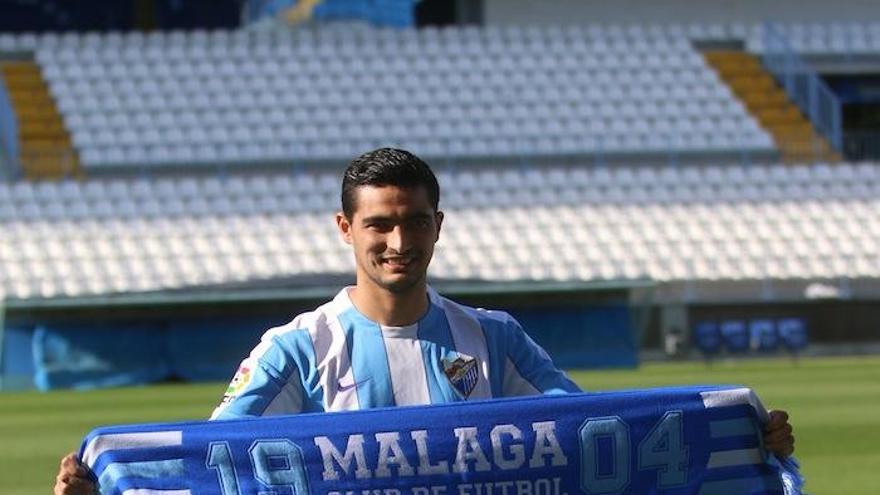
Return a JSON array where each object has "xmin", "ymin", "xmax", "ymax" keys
[
  {"xmin": 336, "ymin": 212, "xmax": 353, "ymax": 244},
  {"xmin": 434, "ymin": 211, "xmax": 444, "ymax": 241}
]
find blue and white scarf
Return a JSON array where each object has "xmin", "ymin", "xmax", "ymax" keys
[{"xmin": 79, "ymin": 386, "xmax": 804, "ymax": 495}]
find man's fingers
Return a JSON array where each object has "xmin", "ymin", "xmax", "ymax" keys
[
  {"xmin": 59, "ymin": 452, "xmax": 91, "ymax": 478},
  {"xmin": 60, "ymin": 452, "xmax": 79, "ymax": 470},
  {"xmin": 65, "ymin": 475, "xmax": 95, "ymax": 491},
  {"xmin": 766, "ymin": 440, "xmax": 795, "ymax": 457},
  {"xmin": 765, "ymin": 429, "xmax": 794, "ymax": 447},
  {"xmin": 56, "ymin": 452, "xmax": 96, "ymax": 495},
  {"xmin": 762, "ymin": 410, "xmax": 795, "ymax": 457},
  {"xmin": 764, "ymin": 423, "xmax": 795, "ymax": 457},
  {"xmin": 55, "ymin": 472, "xmax": 96, "ymax": 495},
  {"xmin": 765, "ymin": 421, "xmax": 793, "ymax": 438},
  {"xmin": 767, "ymin": 410, "xmax": 789, "ymax": 427}
]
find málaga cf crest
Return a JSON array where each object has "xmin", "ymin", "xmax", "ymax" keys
[{"xmin": 441, "ymin": 354, "xmax": 478, "ymax": 398}]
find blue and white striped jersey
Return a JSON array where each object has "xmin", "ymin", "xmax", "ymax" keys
[{"xmin": 211, "ymin": 286, "xmax": 580, "ymax": 420}]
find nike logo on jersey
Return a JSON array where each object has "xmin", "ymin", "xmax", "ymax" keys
[{"xmin": 338, "ymin": 377, "xmax": 371, "ymax": 392}]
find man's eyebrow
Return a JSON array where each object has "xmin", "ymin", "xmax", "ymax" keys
[
  {"xmin": 360, "ymin": 215, "xmax": 393, "ymax": 224},
  {"xmin": 361, "ymin": 213, "xmax": 433, "ymax": 223}
]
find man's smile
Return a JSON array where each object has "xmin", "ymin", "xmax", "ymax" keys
[{"xmin": 381, "ymin": 255, "xmax": 418, "ymax": 270}]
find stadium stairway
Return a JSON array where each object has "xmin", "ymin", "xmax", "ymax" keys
[
  {"xmin": 0, "ymin": 61, "xmax": 80, "ymax": 179},
  {"xmin": 704, "ymin": 50, "xmax": 841, "ymax": 163}
]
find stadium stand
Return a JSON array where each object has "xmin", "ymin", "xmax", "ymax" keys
[
  {"xmin": 0, "ymin": 24, "xmax": 780, "ymax": 171},
  {"xmin": 0, "ymin": 161, "xmax": 878, "ymax": 300},
  {"xmin": 8, "ymin": 21, "xmax": 880, "ymax": 177},
  {"xmin": 2, "ymin": 19, "xmax": 878, "ymax": 384}
]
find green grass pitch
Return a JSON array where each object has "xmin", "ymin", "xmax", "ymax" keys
[{"xmin": 1, "ymin": 355, "xmax": 878, "ymax": 494}]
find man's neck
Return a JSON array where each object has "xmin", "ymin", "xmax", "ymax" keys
[{"xmin": 349, "ymin": 282, "xmax": 430, "ymax": 327}]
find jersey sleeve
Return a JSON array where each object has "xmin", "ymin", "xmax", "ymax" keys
[
  {"xmin": 501, "ymin": 316, "xmax": 582, "ymax": 396},
  {"xmin": 210, "ymin": 332, "xmax": 312, "ymax": 420}
]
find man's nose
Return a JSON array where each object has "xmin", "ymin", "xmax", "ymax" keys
[{"xmin": 386, "ymin": 225, "xmax": 408, "ymax": 252}]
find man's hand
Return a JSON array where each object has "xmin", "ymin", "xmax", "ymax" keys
[
  {"xmin": 54, "ymin": 452, "xmax": 96, "ymax": 495},
  {"xmin": 763, "ymin": 410, "xmax": 795, "ymax": 457}
]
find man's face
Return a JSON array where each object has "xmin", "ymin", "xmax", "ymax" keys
[{"xmin": 337, "ymin": 184, "xmax": 443, "ymax": 295}]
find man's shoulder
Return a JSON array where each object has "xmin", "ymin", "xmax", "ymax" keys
[
  {"xmin": 261, "ymin": 298, "xmax": 339, "ymax": 343},
  {"xmin": 435, "ymin": 292, "xmax": 520, "ymax": 330}
]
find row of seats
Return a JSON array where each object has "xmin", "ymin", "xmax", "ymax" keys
[
  {"xmin": 1, "ymin": 201, "xmax": 876, "ymax": 299},
  {"xmin": 25, "ymin": 23, "xmax": 772, "ymax": 169},
  {"xmin": 1, "ymin": 162, "xmax": 879, "ymax": 300},
  {"xmin": 0, "ymin": 25, "xmax": 729, "ymax": 54},
  {"xmin": 1, "ymin": 161, "xmax": 875, "ymax": 212},
  {"xmin": 5, "ymin": 198, "xmax": 876, "ymax": 246},
  {"xmin": 693, "ymin": 318, "xmax": 809, "ymax": 356},
  {"xmin": 73, "ymin": 117, "xmax": 768, "ymax": 150},
  {"xmin": 6, "ymin": 23, "xmax": 880, "ymax": 61},
  {"xmin": 66, "ymin": 102, "xmax": 746, "ymax": 132},
  {"xmin": 49, "ymin": 69, "xmax": 719, "ymax": 99},
  {"xmin": 6, "ymin": 21, "xmax": 880, "ymax": 48},
  {"xmin": 745, "ymin": 23, "xmax": 880, "ymax": 55},
  {"xmin": 73, "ymin": 132, "xmax": 766, "ymax": 168},
  {"xmin": 37, "ymin": 39, "xmax": 703, "ymax": 63}
]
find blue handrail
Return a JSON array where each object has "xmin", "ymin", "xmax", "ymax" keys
[
  {"xmin": 0, "ymin": 75, "xmax": 19, "ymax": 180},
  {"xmin": 242, "ymin": 0, "xmax": 418, "ymax": 28},
  {"xmin": 762, "ymin": 22, "xmax": 843, "ymax": 151}
]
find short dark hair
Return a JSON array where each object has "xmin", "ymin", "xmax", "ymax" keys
[{"xmin": 341, "ymin": 148, "xmax": 440, "ymax": 219}]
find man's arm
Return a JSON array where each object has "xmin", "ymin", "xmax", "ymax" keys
[
  {"xmin": 501, "ymin": 317, "xmax": 582, "ymax": 396},
  {"xmin": 211, "ymin": 350, "xmax": 309, "ymax": 420}
]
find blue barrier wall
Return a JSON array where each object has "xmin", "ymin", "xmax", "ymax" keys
[
  {"xmin": 29, "ymin": 316, "xmax": 282, "ymax": 391},
  {"xmin": 14, "ymin": 302, "xmax": 635, "ymax": 390},
  {"xmin": 33, "ymin": 323, "xmax": 169, "ymax": 390},
  {"xmin": 512, "ymin": 304, "xmax": 637, "ymax": 369},
  {"xmin": 0, "ymin": 325, "xmax": 35, "ymax": 389}
]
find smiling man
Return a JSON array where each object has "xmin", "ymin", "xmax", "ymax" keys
[
  {"xmin": 54, "ymin": 148, "xmax": 794, "ymax": 494},
  {"xmin": 207, "ymin": 147, "xmax": 582, "ymax": 418}
]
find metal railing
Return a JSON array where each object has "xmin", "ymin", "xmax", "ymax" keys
[
  {"xmin": 0, "ymin": 76, "xmax": 19, "ymax": 180},
  {"xmin": 242, "ymin": 0, "xmax": 418, "ymax": 28},
  {"xmin": 762, "ymin": 22, "xmax": 843, "ymax": 152},
  {"xmin": 843, "ymin": 131, "xmax": 880, "ymax": 160}
]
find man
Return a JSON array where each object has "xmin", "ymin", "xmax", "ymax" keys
[{"xmin": 55, "ymin": 148, "xmax": 794, "ymax": 494}]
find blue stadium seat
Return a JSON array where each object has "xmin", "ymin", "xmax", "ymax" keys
[
  {"xmin": 749, "ymin": 319, "xmax": 779, "ymax": 352},
  {"xmin": 720, "ymin": 320, "xmax": 749, "ymax": 353},
  {"xmin": 778, "ymin": 318, "xmax": 809, "ymax": 352},
  {"xmin": 693, "ymin": 321, "xmax": 722, "ymax": 356}
]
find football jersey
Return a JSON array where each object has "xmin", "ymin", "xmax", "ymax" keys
[{"xmin": 211, "ymin": 286, "xmax": 580, "ymax": 419}]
